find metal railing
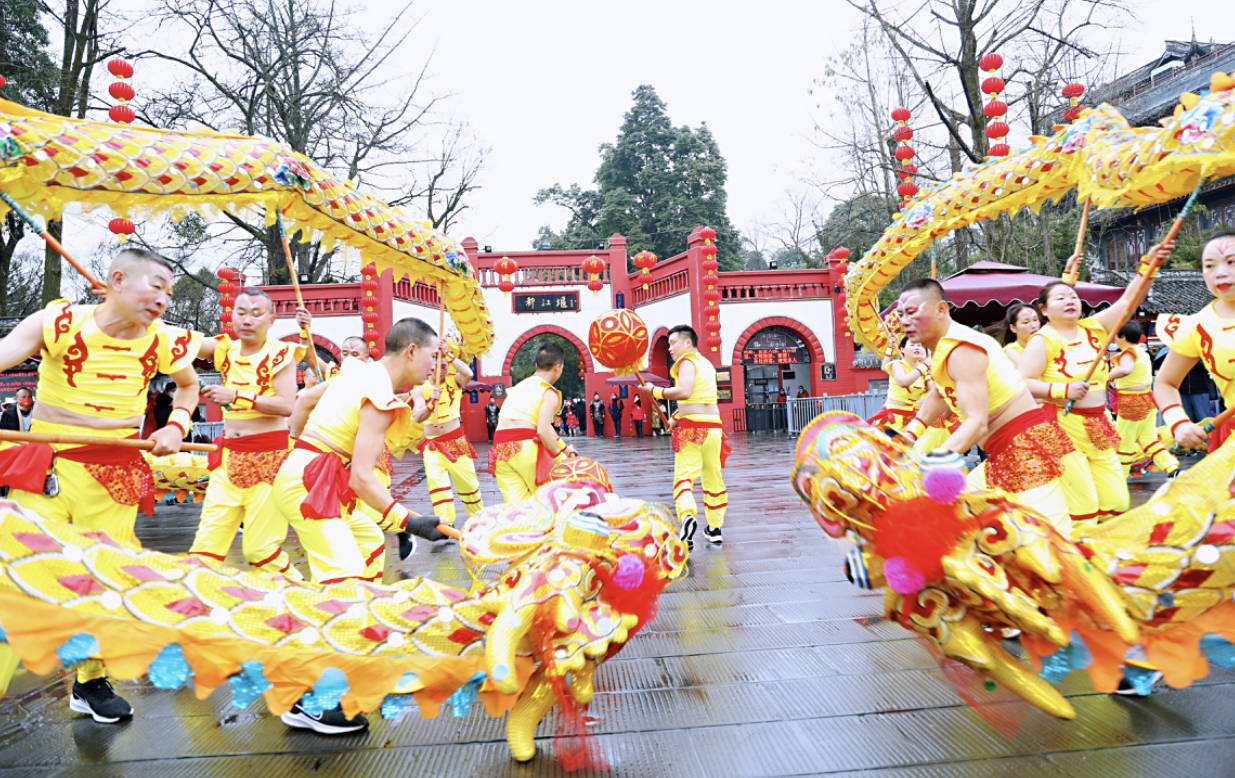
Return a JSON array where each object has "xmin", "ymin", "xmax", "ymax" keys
[{"xmin": 733, "ymin": 392, "xmax": 884, "ymax": 434}]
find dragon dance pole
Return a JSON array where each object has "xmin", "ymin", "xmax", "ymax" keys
[
  {"xmin": 1061, "ymin": 198, "xmax": 1091, "ymax": 285},
  {"xmin": 1064, "ymin": 179, "xmax": 1209, "ymax": 414},
  {"xmin": 929, "ymin": 243, "xmax": 937, "ymax": 280},
  {"xmin": 275, "ymin": 212, "xmax": 323, "ymax": 381},
  {"xmin": 0, "ymin": 191, "xmax": 105, "ymax": 292},
  {"xmin": 0, "ymin": 429, "xmax": 217, "ymax": 453},
  {"xmin": 636, "ymin": 371, "xmax": 672, "ymax": 430},
  {"xmin": 436, "ymin": 281, "xmax": 447, "ymax": 384}
]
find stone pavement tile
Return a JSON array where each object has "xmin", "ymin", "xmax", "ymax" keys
[{"xmin": 1045, "ymin": 737, "xmax": 1235, "ymax": 776}]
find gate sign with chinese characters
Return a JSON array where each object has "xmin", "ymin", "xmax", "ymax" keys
[
  {"xmin": 513, "ymin": 292, "xmax": 580, "ymax": 313},
  {"xmin": 740, "ymin": 325, "xmax": 810, "ymax": 365}
]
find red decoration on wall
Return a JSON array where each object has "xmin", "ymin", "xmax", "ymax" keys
[
  {"xmin": 493, "ymin": 256, "xmax": 519, "ymax": 295},
  {"xmin": 890, "ymin": 107, "xmax": 918, "ymax": 209},
  {"xmin": 697, "ymin": 229, "xmax": 722, "ymax": 353},
  {"xmin": 360, "ymin": 262, "xmax": 381, "ymax": 356},
  {"xmin": 979, "ymin": 53, "xmax": 1011, "ymax": 157},
  {"xmin": 631, "ymin": 250, "xmax": 658, "ymax": 290},
  {"xmin": 581, "ymin": 256, "xmax": 607, "ymax": 294},
  {"xmin": 217, "ymin": 267, "xmax": 241, "ymax": 337}
]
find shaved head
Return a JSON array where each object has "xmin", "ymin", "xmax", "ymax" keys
[{"xmin": 110, "ymin": 248, "xmax": 173, "ymax": 282}]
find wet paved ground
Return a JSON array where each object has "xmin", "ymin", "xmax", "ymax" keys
[{"xmin": 2, "ymin": 435, "xmax": 1234, "ymax": 776}]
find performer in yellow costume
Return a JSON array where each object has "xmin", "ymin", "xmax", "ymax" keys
[
  {"xmin": 1109, "ymin": 321, "xmax": 1179, "ymax": 477},
  {"xmin": 895, "ymin": 280, "xmax": 1078, "ymax": 532},
  {"xmin": 412, "ymin": 343, "xmax": 483, "ymax": 526},
  {"xmin": 1155, "ymin": 230, "xmax": 1235, "ymax": 452},
  {"xmin": 1019, "ymin": 244, "xmax": 1168, "ymax": 521},
  {"xmin": 189, "ymin": 289, "xmax": 307, "ymax": 578},
  {"xmin": 870, "ymin": 338, "xmax": 930, "ymax": 434},
  {"xmin": 642, "ymin": 325, "xmax": 730, "ymax": 548},
  {"xmin": 490, "ymin": 341, "xmax": 576, "ymax": 504},
  {"xmin": 999, "ymin": 303, "xmax": 1042, "ymax": 369},
  {"xmin": 0, "ymin": 248, "xmax": 200, "ymax": 722}
]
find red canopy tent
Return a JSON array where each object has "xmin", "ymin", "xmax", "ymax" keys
[{"xmin": 941, "ymin": 261, "xmax": 1123, "ymax": 310}]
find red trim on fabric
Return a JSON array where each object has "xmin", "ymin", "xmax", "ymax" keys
[
  {"xmin": 431, "ymin": 497, "xmax": 453, "ymax": 506},
  {"xmin": 210, "ymin": 429, "xmax": 290, "ymax": 469},
  {"xmin": 703, "ymin": 489, "xmax": 727, "ymax": 497},
  {"xmin": 365, "ymin": 544, "xmax": 386, "ymax": 565},
  {"xmin": 250, "ymin": 548, "xmax": 283, "ymax": 568},
  {"xmin": 428, "ymin": 486, "xmax": 451, "ymax": 495},
  {"xmin": 319, "ymin": 575, "xmax": 362, "ymax": 585},
  {"xmin": 985, "ymin": 407, "xmax": 1052, "ymax": 454},
  {"xmin": 1071, "ymin": 512, "xmax": 1100, "ymax": 522},
  {"xmin": 190, "ymin": 550, "xmax": 226, "ymax": 562}
]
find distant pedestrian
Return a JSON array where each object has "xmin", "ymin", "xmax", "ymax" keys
[
  {"xmin": 484, "ymin": 396, "xmax": 500, "ymax": 443},
  {"xmin": 590, "ymin": 392, "xmax": 606, "ymax": 436},
  {"xmin": 631, "ymin": 395, "xmax": 645, "ymax": 437},
  {"xmin": 609, "ymin": 391, "xmax": 624, "ymax": 438}
]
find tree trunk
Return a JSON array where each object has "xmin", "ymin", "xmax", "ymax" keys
[
  {"xmin": 41, "ymin": 219, "xmax": 64, "ymax": 305},
  {"xmin": 0, "ymin": 214, "xmax": 22, "ymax": 315}
]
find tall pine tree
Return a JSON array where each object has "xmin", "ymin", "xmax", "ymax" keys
[{"xmin": 535, "ymin": 85, "xmax": 742, "ymax": 270}]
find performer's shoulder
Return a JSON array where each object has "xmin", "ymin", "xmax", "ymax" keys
[{"xmin": 40, "ymin": 299, "xmax": 90, "ymax": 349}]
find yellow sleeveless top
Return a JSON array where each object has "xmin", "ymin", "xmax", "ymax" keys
[
  {"xmin": 931, "ymin": 322, "xmax": 1022, "ymax": 416},
  {"xmin": 1003, "ymin": 341, "xmax": 1024, "ymax": 360},
  {"xmin": 213, "ymin": 335, "xmax": 304, "ymax": 420},
  {"xmin": 37, "ymin": 300, "xmax": 201, "ymax": 421},
  {"xmin": 1157, "ymin": 303, "xmax": 1235, "ymax": 404},
  {"xmin": 1034, "ymin": 318, "xmax": 1109, "ymax": 387},
  {"xmin": 670, "ymin": 351, "xmax": 718, "ymax": 405},
  {"xmin": 883, "ymin": 359, "xmax": 928, "ymax": 409},
  {"xmin": 416, "ymin": 371, "xmax": 464, "ymax": 425},
  {"xmin": 1112, "ymin": 345, "xmax": 1152, "ymax": 390},
  {"xmin": 302, "ymin": 359, "xmax": 414, "ymax": 458},
  {"xmin": 499, "ymin": 375, "xmax": 562, "ymax": 425}
]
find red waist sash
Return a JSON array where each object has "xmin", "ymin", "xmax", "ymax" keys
[
  {"xmin": 0, "ymin": 443, "xmax": 55, "ymax": 494},
  {"xmin": 207, "ymin": 429, "xmax": 290, "ymax": 470},
  {"xmin": 293, "ymin": 438, "xmax": 356, "ymax": 520},
  {"xmin": 1048, "ymin": 403, "xmax": 1121, "ymax": 450},
  {"xmin": 488, "ymin": 428, "xmax": 556, "ymax": 486},
  {"xmin": 58, "ymin": 439, "xmax": 156, "ymax": 515},
  {"xmin": 416, "ymin": 425, "xmax": 478, "ymax": 463},
  {"xmin": 983, "ymin": 407, "xmax": 1072, "ymax": 494},
  {"xmin": 671, "ymin": 418, "xmax": 732, "ymax": 467}
]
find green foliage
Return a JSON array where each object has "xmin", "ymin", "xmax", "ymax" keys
[
  {"xmin": 509, "ymin": 334, "xmax": 583, "ymax": 399},
  {"xmin": 0, "ymin": 0, "xmax": 58, "ymax": 110},
  {"xmin": 815, "ymin": 194, "xmax": 896, "ymax": 266},
  {"xmin": 534, "ymin": 86, "xmax": 743, "ymax": 270},
  {"xmin": 1155, "ymin": 203, "xmax": 1210, "ymax": 270}
]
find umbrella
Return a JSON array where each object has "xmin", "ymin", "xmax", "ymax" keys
[
  {"xmin": 462, "ymin": 380, "xmax": 491, "ymax": 392},
  {"xmin": 606, "ymin": 374, "xmax": 670, "ymax": 387}
]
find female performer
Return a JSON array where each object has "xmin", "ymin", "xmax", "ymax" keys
[
  {"xmin": 870, "ymin": 338, "xmax": 930, "ymax": 436},
  {"xmin": 1000, "ymin": 303, "xmax": 1042, "ymax": 368}
]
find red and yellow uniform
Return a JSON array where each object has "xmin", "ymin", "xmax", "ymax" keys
[
  {"xmin": 1158, "ymin": 304, "xmax": 1235, "ymax": 450},
  {"xmin": 189, "ymin": 336, "xmax": 303, "ymax": 578},
  {"xmin": 272, "ymin": 359, "xmax": 414, "ymax": 584},
  {"xmin": 870, "ymin": 359, "xmax": 928, "ymax": 433},
  {"xmin": 415, "ymin": 372, "xmax": 482, "ymax": 525},
  {"xmin": 1113, "ymin": 344, "xmax": 1178, "ymax": 475},
  {"xmin": 669, "ymin": 352, "xmax": 730, "ymax": 531},
  {"xmin": 929, "ymin": 322, "xmax": 1078, "ymax": 532},
  {"xmin": 489, "ymin": 376, "xmax": 562, "ymax": 504},
  {"xmin": 7, "ymin": 300, "xmax": 199, "ymax": 683},
  {"xmin": 1033, "ymin": 319, "xmax": 1128, "ymax": 520}
]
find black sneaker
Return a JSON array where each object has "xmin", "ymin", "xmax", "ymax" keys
[
  {"xmin": 702, "ymin": 526, "xmax": 723, "ymax": 545},
  {"xmin": 679, "ymin": 515, "xmax": 697, "ymax": 550},
  {"xmin": 70, "ymin": 678, "xmax": 133, "ymax": 723},
  {"xmin": 1167, "ymin": 468, "xmax": 1181, "ymax": 480},
  {"xmin": 397, "ymin": 532, "xmax": 415, "ymax": 560},
  {"xmin": 281, "ymin": 699, "xmax": 369, "ymax": 735}
]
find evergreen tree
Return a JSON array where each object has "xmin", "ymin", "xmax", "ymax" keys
[{"xmin": 535, "ymin": 85, "xmax": 743, "ymax": 270}]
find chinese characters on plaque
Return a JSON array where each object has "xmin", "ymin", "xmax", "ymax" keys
[{"xmin": 513, "ymin": 292, "xmax": 580, "ymax": 313}]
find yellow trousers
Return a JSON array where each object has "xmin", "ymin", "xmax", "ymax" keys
[
  {"xmin": 273, "ymin": 449, "xmax": 386, "ymax": 584},
  {"xmin": 673, "ymin": 426, "xmax": 728, "ymax": 529},
  {"xmin": 190, "ymin": 449, "xmax": 300, "ymax": 579},
  {"xmin": 913, "ymin": 425, "xmax": 951, "ymax": 454},
  {"xmin": 494, "ymin": 440, "xmax": 541, "ymax": 504},
  {"xmin": 966, "ymin": 462, "xmax": 1072, "ymax": 537},
  {"xmin": 1117, "ymin": 413, "xmax": 1179, "ymax": 476},
  {"xmin": 1056, "ymin": 410, "xmax": 1129, "ymax": 519},
  {"xmin": 424, "ymin": 449, "xmax": 483, "ymax": 525}
]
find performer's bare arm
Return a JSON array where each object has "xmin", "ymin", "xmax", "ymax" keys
[
  {"xmin": 1153, "ymin": 348, "xmax": 1207, "ymax": 449},
  {"xmin": 888, "ymin": 360, "xmax": 924, "ymax": 388},
  {"xmin": 200, "ymin": 363, "xmax": 297, "ymax": 417},
  {"xmin": 290, "ymin": 382, "xmax": 329, "ymax": 437},
  {"xmin": 410, "ymin": 385, "xmax": 440, "ymax": 423},
  {"xmin": 538, "ymin": 390, "xmax": 577, "ymax": 458},
  {"xmin": 196, "ymin": 337, "xmax": 217, "ymax": 362},
  {"xmin": 1020, "ymin": 335, "xmax": 1087, "ymax": 402},
  {"xmin": 1092, "ymin": 240, "xmax": 1174, "ymax": 336},
  {"xmin": 1108, "ymin": 351, "xmax": 1136, "ymax": 381},
  {"xmin": 446, "ymin": 354, "xmax": 473, "ymax": 386},
  {"xmin": 351, "ymin": 404, "xmax": 400, "ymax": 512},
  {"xmin": 147, "ymin": 365, "xmax": 199, "ymax": 455},
  {"xmin": 914, "ymin": 386, "xmax": 948, "ymax": 427},
  {"xmin": 657, "ymin": 359, "xmax": 695, "ymax": 401},
  {"xmin": 942, "ymin": 345, "xmax": 990, "ymax": 455},
  {"xmin": 0, "ymin": 312, "xmax": 44, "ymax": 372}
]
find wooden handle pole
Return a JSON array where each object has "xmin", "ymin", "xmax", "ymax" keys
[
  {"xmin": 275, "ymin": 212, "xmax": 322, "ymax": 380},
  {"xmin": 1062, "ymin": 198, "xmax": 1091, "ymax": 284},
  {"xmin": 437, "ymin": 524, "xmax": 461, "ymax": 540},
  {"xmin": 0, "ymin": 429, "xmax": 217, "ymax": 453},
  {"xmin": 1202, "ymin": 406, "xmax": 1235, "ymax": 435},
  {"xmin": 1064, "ymin": 180, "xmax": 1207, "ymax": 414},
  {"xmin": 1, "ymin": 192, "xmax": 105, "ymax": 291},
  {"xmin": 636, "ymin": 371, "xmax": 673, "ymax": 429},
  {"xmin": 435, "ymin": 281, "xmax": 447, "ymax": 384}
]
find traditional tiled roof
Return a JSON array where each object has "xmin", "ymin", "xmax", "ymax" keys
[{"xmin": 1091, "ymin": 268, "xmax": 1211, "ymax": 314}]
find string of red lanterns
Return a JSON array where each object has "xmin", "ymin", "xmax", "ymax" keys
[
  {"xmin": 1062, "ymin": 82, "xmax": 1086, "ymax": 123},
  {"xmin": 581, "ymin": 255, "xmax": 606, "ymax": 294},
  {"xmin": 217, "ymin": 267, "xmax": 241, "ymax": 338},
  {"xmin": 493, "ymin": 256, "xmax": 518, "ymax": 294},
  {"xmin": 698, "ymin": 228, "xmax": 722, "ymax": 353},
  {"xmin": 979, "ymin": 52, "xmax": 1010, "ymax": 158},
  {"xmin": 828, "ymin": 248, "xmax": 851, "ymax": 339},
  {"xmin": 361, "ymin": 262, "xmax": 381, "ymax": 358},
  {"xmin": 631, "ymin": 250, "xmax": 658, "ymax": 289},
  {"xmin": 106, "ymin": 58, "xmax": 135, "ymax": 125},
  {"xmin": 890, "ymin": 106, "xmax": 918, "ymax": 206}
]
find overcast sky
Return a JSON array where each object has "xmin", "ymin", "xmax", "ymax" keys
[{"xmin": 407, "ymin": 0, "xmax": 1224, "ymax": 252}]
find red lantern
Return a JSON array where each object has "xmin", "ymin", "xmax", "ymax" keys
[
  {"xmin": 361, "ymin": 310, "xmax": 379, "ymax": 324},
  {"xmin": 891, "ymin": 106, "xmax": 911, "ymax": 122},
  {"xmin": 979, "ymin": 53, "xmax": 1003, "ymax": 72},
  {"xmin": 582, "ymin": 256, "xmax": 607, "ymax": 276},
  {"xmin": 702, "ymin": 287, "xmax": 721, "ymax": 304},
  {"xmin": 588, "ymin": 309, "xmax": 650, "ymax": 375},
  {"xmin": 894, "ymin": 145, "xmax": 915, "ymax": 161},
  {"xmin": 983, "ymin": 100, "xmax": 1008, "ymax": 118},
  {"xmin": 0, "ymin": 76, "xmax": 6, "ymax": 89},
  {"xmin": 988, "ymin": 143, "xmax": 1011, "ymax": 157},
  {"xmin": 369, "ymin": 345, "xmax": 382, "ymax": 359},
  {"xmin": 498, "ymin": 278, "xmax": 515, "ymax": 294},
  {"xmin": 108, "ymin": 105, "xmax": 135, "ymax": 124},
  {"xmin": 704, "ymin": 334, "xmax": 722, "ymax": 351},
  {"xmin": 108, "ymin": 217, "xmax": 135, "ymax": 242},
  {"xmin": 896, "ymin": 163, "xmax": 918, "ymax": 180},
  {"xmin": 219, "ymin": 310, "xmax": 233, "ymax": 324},
  {"xmin": 108, "ymin": 81, "xmax": 135, "ymax": 102},
  {"xmin": 632, "ymin": 250, "xmax": 658, "ymax": 290},
  {"xmin": 897, "ymin": 181, "xmax": 919, "ymax": 198},
  {"xmin": 107, "ymin": 59, "xmax": 134, "ymax": 78},
  {"xmin": 218, "ymin": 267, "xmax": 239, "ymax": 281},
  {"xmin": 1063, "ymin": 107, "xmax": 1082, "ymax": 122},
  {"xmin": 587, "ymin": 278, "xmax": 604, "ymax": 293},
  {"xmin": 701, "ymin": 256, "xmax": 719, "ymax": 273},
  {"xmin": 494, "ymin": 256, "xmax": 519, "ymax": 294},
  {"xmin": 697, "ymin": 227, "xmax": 717, "ymax": 242},
  {"xmin": 831, "ymin": 248, "xmax": 851, "ymax": 260},
  {"xmin": 892, "ymin": 126, "xmax": 913, "ymax": 142},
  {"xmin": 985, "ymin": 121, "xmax": 1010, "ymax": 139},
  {"xmin": 981, "ymin": 77, "xmax": 1005, "ymax": 95},
  {"xmin": 1062, "ymin": 83, "xmax": 1085, "ymax": 98},
  {"xmin": 217, "ymin": 280, "xmax": 235, "ymax": 297},
  {"xmin": 360, "ymin": 276, "xmax": 379, "ymax": 294},
  {"xmin": 703, "ymin": 303, "xmax": 720, "ymax": 318}
]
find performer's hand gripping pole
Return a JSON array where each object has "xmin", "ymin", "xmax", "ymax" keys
[
  {"xmin": 1064, "ymin": 179, "xmax": 1208, "ymax": 414},
  {"xmin": 275, "ymin": 212, "xmax": 322, "ymax": 381},
  {"xmin": 0, "ymin": 191, "xmax": 105, "ymax": 293},
  {"xmin": 637, "ymin": 371, "xmax": 673, "ymax": 429},
  {"xmin": 0, "ymin": 429, "xmax": 218, "ymax": 453}
]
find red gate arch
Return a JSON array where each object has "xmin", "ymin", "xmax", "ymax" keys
[
  {"xmin": 280, "ymin": 332, "xmax": 341, "ymax": 361},
  {"xmin": 730, "ymin": 316, "xmax": 826, "ymax": 366},
  {"xmin": 502, "ymin": 325, "xmax": 595, "ymax": 376}
]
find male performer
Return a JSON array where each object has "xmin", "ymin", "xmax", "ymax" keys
[
  {"xmin": 641, "ymin": 325, "xmax": 729, "ymax": 548},
  {"xmin": 0, "ymin": 247, "xmax": 200, "ymax": 723},
  {"xmin": 490, "ymin": 342, "xmax": 577, "ymax": 503},
  {"xmin": 1109, "ymin": 321, "xmax": 1178, "ymax": 478},
  {"xmin": 412, "ymin": 341, "xmax": 483, "ymax": 526},
  {"xmin": 895, "ymin": 279, "xmax": 1078, "ymax": 531},
  {"xmin": 188, "ymin": 289, "xmax": 308, "ymax": 577},
  {"xmin": 273, "ymin": 318, "xmax": 444, "ymax": 734},
  {"xmin": 340, "ymin": 335, "xmax": 370, "ymax": 361}
]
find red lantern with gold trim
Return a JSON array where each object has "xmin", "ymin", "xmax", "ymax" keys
[
  {"xmin": 109, "ymin": 217, "xmax": 135, "ymax": 242},
  {"xmin": 632, "ymin": 250, "xmax": 658, "ymax": 290},
  {"xmin": 588, "ymin": 309, "xmax": 649, "ymax": 376}
]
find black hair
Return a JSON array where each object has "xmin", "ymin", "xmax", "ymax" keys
[
  {"xmin": 116, "ymin": 247, "xmax": 174, "ymax": 274},
  {"xmin": 385, "ymin": 317, "xmax": 436, "ymax": 353},
  {"xmin": 1001, "ymin": 303, "xmax": 1043, "ymax": 345},
  {"xmin": 1203, "ymin": 228, "xmax": 1235, "ymax": 245},
  {"xmin": 1119, "ymin": 320, "xmax": 1143, "ymax": 342},
  {"xmin": 15, "ymin": 386, "xmax": 32, "ymax": 396},
  {"xmin": 668, "ymin": 324, "xmax": 698, "ymax": 346},
  {"xmin": 535, "ymin": 341, "xmax": 565, "ymax": 370},
  {"xmin": 899, "ymin": 277, "xmax": 948, "ymax": 302},
  {"xmin": 234, "ymin": 287, "xmax": 273, "ymax": 307}
]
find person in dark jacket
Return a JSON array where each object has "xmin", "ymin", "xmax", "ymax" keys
[
  {"xmin": 0, "ymin": 386, "xmax": 34, "ymax": 432},
  {"xmin": 589, "ymin": 392, "xmax": 606, "ymax": 436},
  {"xmin": 608, "ymin": 392, "xmax": 624, "ymax": 439},
  {"xmin": 484, "ymin": 397, "xmax": 500, "ymax": 443}
]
